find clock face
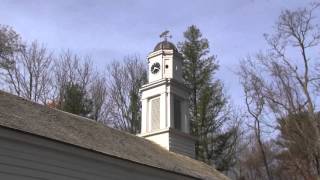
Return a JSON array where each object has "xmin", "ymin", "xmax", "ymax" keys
[{"xmin": 151, "ymin": 62, "xmax": 160, "ymax": 74}]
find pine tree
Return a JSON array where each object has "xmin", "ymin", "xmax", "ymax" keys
[
  {"xmin": 179, "ymin": 25, "xmax": 237, "ymax": 171},
  {"xmin": 60, "ymin": 82, "xmax": 93, "ymax": 117}
]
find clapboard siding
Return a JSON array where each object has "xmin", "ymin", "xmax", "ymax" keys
[
  {"xmin": 169, "ymin": 132, "xmax": 195, "ymax": 158},
  {"xmin": 0, "ymin": 127, "xmax": 197, "ymax": 180}
]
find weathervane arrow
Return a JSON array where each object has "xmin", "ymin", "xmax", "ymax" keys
[{"xmin": 160, "ymin": 30, "xmax": 172, "ymax": 41}]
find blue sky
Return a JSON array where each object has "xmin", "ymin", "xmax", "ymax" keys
[{"xmin": 0, "ymin": 0, "xmax": 317, "ymax": 106}]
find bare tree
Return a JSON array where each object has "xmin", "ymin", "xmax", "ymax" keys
[
  {"xmin": 0, "ymin": 41, "xmax": 53, "ymax": 103},
  {"xmin": 50, "ymin": 50, "xmax": 111, "ymax": 121},
  {"xmin": 237, "ymin": 134, "xmax": 282, "ymax": 180},
  {"xmin": 239, "ymin": 59, "xmax": 273, "ymax": 180},
  {"xmin": 105, "ymin": 56, "xmax": 147, "ymax": 134},
  {"xmin": 90, "ymin": 73, "xmax": 108, "ymax": 121},
  {"xmin": 52, "ymin": 50, "xmax": 93, "ymax": 108},
  {"xmin": 238, "ymin": 3, "xmax": 320, "ymax": 179},
  {"xmin": 264, "ymin": 4, "xmax": 320, "ymax": 178}
]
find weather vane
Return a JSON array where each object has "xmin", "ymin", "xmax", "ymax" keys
[{"xmin": 160, "ymin": 30, "xmax": 172, "ymax": 41}]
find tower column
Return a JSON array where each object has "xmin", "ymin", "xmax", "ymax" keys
[
  {"xmin": 160, "ymin": 92, "xmax": 167, "ymax": 129},
  {"xmin": 167, "ymin": 92, "xmax": 172, "ymax": 128},
  {"xmin": 141, "ymin": 98, "xmax": 148, "ymax": 134}
]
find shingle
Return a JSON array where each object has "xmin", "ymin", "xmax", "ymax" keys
[{"xmin": 0, "ymin": 90, "xmax": 229, "ymax": 180}]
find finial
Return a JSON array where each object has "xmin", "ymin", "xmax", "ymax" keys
[{"xmin": 159, "ymin": 30, "xmax": 172, "ymax": 42}]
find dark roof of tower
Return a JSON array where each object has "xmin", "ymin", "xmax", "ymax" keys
[{"xmin": 153, "ymin": 40, "xmax": 178, "ymax": 52}]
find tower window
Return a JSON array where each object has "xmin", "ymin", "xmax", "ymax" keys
[
  {"xmin": 174, "ymin": 98, "xmax": 181, "ymax": 130},
  {"xmin": 151, "ymin": 97, "xmax": 160, "ymax": 131},
  {"xmin": 165, "ymin": 65, "xmax": 169, "ymax": 68}
]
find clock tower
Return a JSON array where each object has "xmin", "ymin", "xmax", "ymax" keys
[{"xmin": 139, "ymin": 34, "xmax": 195, "ymax": 158}]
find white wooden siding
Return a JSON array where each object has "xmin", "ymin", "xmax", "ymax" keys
[
  {"xmin": 169, "ymin": 132, "xmax": 195, "ymax": 158},
  {"xmin": 0, "ymin": 127, "xmax": 197, "ymax": 180}
]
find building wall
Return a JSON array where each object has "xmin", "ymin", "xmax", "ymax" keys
[
  {"xmin": 140, "ymin": 128, "xmax": 195, "ymax": 159},
  {"xmin": 148, "ymin": 53, "xmax": 164, "ymax": 82},
  {"xmin": 140, "ymin": 81, "xmax": 189, "ymax": 134},
  {"xmin": 0, "ymin": 127, "xmax": 197, "ymax": 180},
  {"xmin": 169, "ymin": 130, "xmax": 196, "ymax": 159},
  {"xmin": 144, "ymin": 130, "xmax": 170, "ymax": 150},
  {"xmin": 147, "ymin": 50, "xmax": 183, "ymax": 83}
]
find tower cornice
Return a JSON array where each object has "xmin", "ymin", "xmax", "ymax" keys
[
  {"xmin": 140, "ymin": 78, "xmax": 190, "ymax": 93},
  {"xmin": 147, "ymin": 49, "xmax": 182, "ymax": 61}
]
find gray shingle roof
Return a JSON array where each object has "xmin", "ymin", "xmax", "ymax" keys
[{"xmin": 0, "ymin": 90, "xmax": 229, "ymax": 180}]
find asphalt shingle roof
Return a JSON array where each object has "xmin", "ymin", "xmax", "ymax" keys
[{"xmin": 0, "ymin": 90, "xmax": 228, "ymax": 180}]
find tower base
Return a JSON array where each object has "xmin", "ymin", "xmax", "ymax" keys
[{"xmin": 139, "ymin": 128, "xmax": 196, "ymax": 158}]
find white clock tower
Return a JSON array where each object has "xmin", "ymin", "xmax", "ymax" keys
[{"xmin": 139, "ymin": 34, "xmax": 195, "ymax": 158}]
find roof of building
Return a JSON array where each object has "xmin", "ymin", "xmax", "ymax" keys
[
  {"xmin": 0, "ymin": 90, "xmax": 228, "ymax": 180},
  {"xmin": 153, "ymin": 40, "xmax": 178, "ymax": 52}
]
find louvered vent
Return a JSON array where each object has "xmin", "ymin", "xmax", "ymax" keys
[{"xmin": 151, "ymin": 97, "xmax": 160, "ymax": 130}]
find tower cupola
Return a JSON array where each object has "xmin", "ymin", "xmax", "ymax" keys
[{"xmin": 153, "ymin": 40, "xmax": 178, "ymax": 52}]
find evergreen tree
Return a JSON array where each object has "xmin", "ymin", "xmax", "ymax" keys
[
  {"xmin": 60, "ymin": 82, "xmax": 93, "ymax": 117},
  {"xmin": 179, "ymin": 25, "xmax": 237, "ymax": 171}
]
